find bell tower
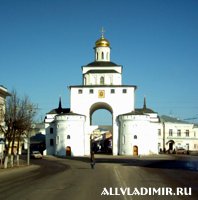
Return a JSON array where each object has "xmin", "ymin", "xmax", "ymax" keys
[
  {"xmin": 82, "ymin": 29, "xmax": 123, "ymax": 86},
  {"xmin": 94, "ymin": 28, "xmax": 111, "ymax": 62}
]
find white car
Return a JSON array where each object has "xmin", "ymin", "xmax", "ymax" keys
[
  {"xmin": 31, "ymin": 151, "xmax": 43, "ymax": 159},
  {"xmin": 176, "ymin": 148, "xmax": 188, "ymax": 154}
]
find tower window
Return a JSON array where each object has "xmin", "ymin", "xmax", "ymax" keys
[
  {"xmin": 78, "ymin": 89, "xmax": 83, "ymax": 94},
  {"xmin": 100, "ymin": 76, "xmax": 104, "ymax": 85},
  {"xmin": 134, "ymin": 135, "xmax": 137, "ymax": 139},
  {"xmin": 67, "ymin": 135, "xmax": 71, "ymax": 139},
  {"xmin": 50, "ymin": 128, "xmax": 53, "ymax": 134},
  {"xmin": 89, "ymin": 89, "xmax": 94, "ymax": 94},
  {"xmin": 122, "ymin": 89, "xmax": 127, "ymax": 93},
  {"xmin": 101, "ymin": 52, "xmax": 104, "ymax": 60},
  {"xmin": 111, "ymin": 89, "xmax": 115, "ymax": 94},
  {"xmin": 50, "ymin": 139, "xmax": 54, "ymax": 146}
]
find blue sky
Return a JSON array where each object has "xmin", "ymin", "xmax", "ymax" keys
[{"xmin": 0, "ymin": 0, "xmax": 198, "ymax": 124}]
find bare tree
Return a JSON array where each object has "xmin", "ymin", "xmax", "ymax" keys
[{"xmin": 0, "ymin": 90, "xmax": 37, "ymax": 155}]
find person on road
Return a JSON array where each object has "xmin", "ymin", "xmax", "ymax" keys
[{"xmin": 90, "ymin": 151, "xmax": 95, "ymax": 169}]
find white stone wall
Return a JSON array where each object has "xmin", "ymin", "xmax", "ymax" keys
[
  {"xmin": 70, "ymin": 86, "xmax": 136, "ymax": 155},
  {"xmin": 45, "ymin": 122, "xmax": 56, "ymax": 155},
  {"xmin": 119, "ymin": 115, "xmax": 159, "ymax": 155},
  {"xmin": 70, "ymin": 86, "xmax": 135, "ymax": 115},
  {"xmin": 55, "ymin": 114, "xmax": 85, "ymax": 156}
]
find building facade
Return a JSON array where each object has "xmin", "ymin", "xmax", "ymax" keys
[
  {"xmin": 45, "ymin": 34, "xmax": 198, "ymax": 157},
  {"xmin": 0, "ymin": 85, "xmax": 11, "ymax": 155},
  {"xmin": 157, "ymin": 116, "xmax": 198, "ymax": 153}
]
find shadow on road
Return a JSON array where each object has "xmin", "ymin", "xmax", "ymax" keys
[{"xmin": 63, "ymin": 155, "xmax": 198, "ymax": 172}]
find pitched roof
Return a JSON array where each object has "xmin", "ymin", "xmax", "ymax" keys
[
  {"xmin": 160, "ymin": 115, "xmax": 191, "ymax": 124},
  {"xmin": 121, "ymin": 108, "xmax": 156, "ymax": 116},
  {"xmin": 56, "ymin": 112, "xmax": 85, "ymax": 117},
  {"xmin": 47, "ymin": 108, "xmax": 70, "ymax": 114},
  {"xmin": 136, "ymin": 108, "xmax": 155, "ymax": 114}
]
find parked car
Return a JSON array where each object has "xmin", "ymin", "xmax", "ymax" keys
[
  {"xmin": 30, "ymin": 151, "xmax": 43, "ymax": 159},
  {"xmin": 176, "ymin": 148, "xmax": 188, "ymax": 154}
]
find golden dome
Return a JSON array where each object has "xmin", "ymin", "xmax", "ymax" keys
[{"xmin": 95, "ymin": 36, "xmax": 110, "ymax": 47}]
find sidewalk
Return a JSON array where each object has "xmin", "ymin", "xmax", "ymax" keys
[{"xmin": 0, "ymin": 156, "xmax": 28, "ymax": 171}]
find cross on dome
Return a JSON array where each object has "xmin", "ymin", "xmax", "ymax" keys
[
  {"xmin": 101, "ymin": 27, "xmax": 105, "ymax": 38},
  {"xmin": 95, "ymin": 27, "xmax": 110, "ymax": 47}
]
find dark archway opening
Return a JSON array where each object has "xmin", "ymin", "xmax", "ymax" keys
[{"xmin": 90, "ymin": 102, "xmax": 113, "ymax": 155}]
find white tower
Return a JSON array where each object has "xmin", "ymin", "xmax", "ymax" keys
[
  {"xmin": 94, "ymin": 29, "xmax": 111, "ymax": 62},
  {"xmin": 82, "ymin": 32, "xmax": 122, "ymax": 86}
]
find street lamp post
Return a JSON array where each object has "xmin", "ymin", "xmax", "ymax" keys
[
  {"xmin": 27, "ymin": 109, "xmax": 34, "ymax": 166},
  {"xmin": 27, "ymin": 131, "xmax": 30, "ymax": 165},
  {"xmin": 163, "ymin": 122, "xmax": 165, "ymax": 153}
]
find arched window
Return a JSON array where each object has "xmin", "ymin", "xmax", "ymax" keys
[
  {"xmin": 67, "ymin": 135, "xmax": 71, "ymax": 139},
  {"xmin": 101, "ymin": 52, "xmax": 104, "ymax": 60},
  {"xmin": 100, "ymin": 76, "xmax": 104, "ymax": 85},
  {"xmin": 134, "ymin": 135, "xmax": 137, "ymax": 139},
  {"xmin": 96, "ymin": 52, "xmax": 98, "ymax": 60}
]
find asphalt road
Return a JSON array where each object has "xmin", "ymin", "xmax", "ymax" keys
[{"xmin": 0, "ymin": 155, "xmax": 198, "ymax": 200}]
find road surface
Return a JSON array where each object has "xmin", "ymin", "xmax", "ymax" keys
[{"xmin": 0, "ymin": 155, "xmax": 198, "ymax": 200}]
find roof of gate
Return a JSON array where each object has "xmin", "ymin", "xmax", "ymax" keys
[
  {"xmin": 85, "ymin": 61, "xmax": 119, "ymax": 67},
  {"xmin": 121, "ymin": 109, "xmax": 155, "ymax": 116},
  {"xmin": 47, "ymin": 108, "xmax": 70, "ymax": 114}
]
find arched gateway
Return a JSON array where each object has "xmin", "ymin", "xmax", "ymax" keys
[
  {"xmin": 45, "ymin": 32, "xmax": 159, "ymax": 157},
  {"xmin": 69, "ymin": 33, "xmax": 136, "ymax": 155}
]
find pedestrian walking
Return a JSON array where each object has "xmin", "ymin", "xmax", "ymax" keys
[{"xmin": 90, "ymin": 151, "xmax": 95, "ymax": 169}]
